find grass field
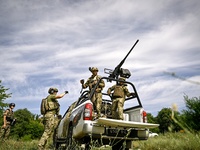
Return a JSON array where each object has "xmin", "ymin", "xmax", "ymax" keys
[
  {"xmin": 136, "ymin": 132, "xmax": 200, "ymax": 150},
  {"xmin": 0, "ymin": 132, "xmax": 200, "ymax": 150}
]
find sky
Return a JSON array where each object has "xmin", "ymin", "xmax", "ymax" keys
[{"xmin": 0, "ymin": 0, "xmax": 200, "ymax": 117}]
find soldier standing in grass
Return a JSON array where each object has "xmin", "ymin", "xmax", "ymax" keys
[
  {"xmin": 107, "ymin": 77, "xmax": 135, "ymax": 120},
  {"xmin": 0, "ymin": 103, "xmax": 16, "ymax": 141},
  {"xmin": 80, "ymin": 67, "xmax": 105, "ymax": 118},
  {"xmin": 38, "ymin": 88, "xmax": 68, "ymax": 150}
]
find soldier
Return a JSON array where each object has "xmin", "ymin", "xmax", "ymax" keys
[
  {"xmin": 107, "ymin": 77, "xmax": 135, "ymax": 120},
  {"xmin": 38, "ymin": 88, "xmax": 68, "ymax": 150},
  {"xmin": 80, "ymin": 67, "xmax": 105, "ymax": 118},
  {"xmin": 0, "ymin": 103, "xmax": 16, "ymax": 141}
]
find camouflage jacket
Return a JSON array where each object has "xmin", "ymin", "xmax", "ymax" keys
[
  {"xmin": 47, "ymin": 95, "xmax": 60, "ymax": 115},
  {"xmin": 107, "ymin": 84, "xmax": 132, "ymax": 98},
  {"xmin": 82, "ymin": 75, "xmax": 105, "ymax": 92}
]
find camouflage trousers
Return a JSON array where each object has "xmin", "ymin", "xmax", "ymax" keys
[
  {"xmin": 91, "ymin": 92, "xmax": 102, "ymax": 117},
  {"xmin": 38, "ymin": 112, "xmax": 59, "ymax": 150},
  {"xmin": 0, "ymin": 123, "xmax": 11, "ymax": 140},
  {"xmin": 111, "ymin": 97, "xmax": 125, "ymax": 120}
]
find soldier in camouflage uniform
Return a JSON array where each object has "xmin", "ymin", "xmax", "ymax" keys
[
  {"xmin": 80, "ymin": 67, "xmax": 105, "ymax": 118},
  {"xmin": 107, "ymin": 78, "xmax": 135, "ymax": 120},
  {"xmin": 0, "ymin": 103, "xmax": 16, "ymax": 141},
  {"xmin": 38, "ymin": 88, "xmax": 68, "ymax": 150}
]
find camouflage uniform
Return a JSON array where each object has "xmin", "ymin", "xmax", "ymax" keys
[
  {"xmin": 81, "ymin": 67, "xmax": 105, "ymax": 118},
  {"xmin": 107, "ymin": 78, "xmax": 133, "ymax": 120},
  {"xmin": 38, "ymin": 94, "xmax": 60, "ymax": 150},
  {"xmin": 0, "ymin": 104, "xmax": 15, "ymax": 141}
]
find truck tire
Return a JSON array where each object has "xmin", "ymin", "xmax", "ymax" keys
[
  {"xmin": 66, "ymin": 126, "xmax": 74, "ymax": 150},
  {"xmin": 53, "ymin": 128, "xmax": 60, "ymax": 149},
  {"xmin": 84, "ymin": 137, "xmax": 91, "ymax": 150}
]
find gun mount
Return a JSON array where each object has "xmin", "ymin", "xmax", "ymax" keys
[{"xmin": 104, "ymin": 39, "xmax": 139, "ymax": 80}]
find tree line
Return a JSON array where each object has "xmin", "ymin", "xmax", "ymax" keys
[
  {"xmin": 0, "ymin": 80, "xmax": 200, "ymax": 140},
  {"xmin": 148, "ymin": 95, "xmax": 200, "ymax": 134}
]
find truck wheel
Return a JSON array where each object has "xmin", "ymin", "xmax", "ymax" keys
[
  {"xmin": 54, "ymin": 140, "xmax": 60, "ymax": 150},
  {"xmin": 84, "ymin": 137, "xmax": 91, "ymax": 150},
  {"xmin": 66, "ymin": 126, "xmax": 74, "ymax": 150},
  {"xmin": 53, "ymin": 129, "xmax": 60, "ymax": 149}
]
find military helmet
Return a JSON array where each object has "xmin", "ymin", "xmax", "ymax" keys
[
  {"xmin": 119, "ymin": 77, "xmax": 126, "ymax": 81},
  {"xmin": 9, "ymin": 103, "xmax": 15, "ymax": 107},
  {"xmin": 89, "ymin": 67, "xmax": 98, "ymax": 72},
  {"xmin": 48, "ymin": 87, "xmax": 58, "ymax": 94}
]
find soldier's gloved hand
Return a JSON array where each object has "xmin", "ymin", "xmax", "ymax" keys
[
  {"xmin": 131, "ymin": 93, "xmax": 136, "ymax": 97},
  {"xmin": 57, "ymin": 114, "xmax": 62, "ymax": 119},
  {"xmin": 80, "ymin": 79, "xmax": 84, "ymax": 84},
  {"xmin": 65, "ymin": 91, "xmax": 69, "ymax": 94}
]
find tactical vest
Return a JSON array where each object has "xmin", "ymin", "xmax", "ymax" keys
[
  {"xmin": 47, "ymin": 98, "xmax": 60, "ymax": 114},
  {"xmin": 113, "ymin": 85, "xmax": 124, "ymax": 98},
  {"xmin": 89, "ymin": 75, "xmax": 103, "ymax": 90},
  {"xmin": 5, "ymin": 109, "xmax": 14, "ymax": 122}
]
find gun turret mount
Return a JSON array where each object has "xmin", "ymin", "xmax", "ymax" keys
[{"xmin": 104, "ymin": 68, "xmax": 131, "ymax": 79}]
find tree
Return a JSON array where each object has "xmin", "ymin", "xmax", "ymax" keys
[
  {"xmin": 11, "ymin": 108, "xmax": 44, "ymax": 140},
  {"xmin": 0, "ymin": 80, "xmax": 12, "ymax": 125},
  {"xmin": 157, "ymin": 108, "xmax": 173, "ymax": 134},
  {"xmin": 0, "ymin": 80, "xmax": 12, "ymax": 113},
  {"xmin": 157, "ymin": 107, "xmax": 182, "ymax": 134},
  {"xmin": 147, "ymin": 113, "xmax": 156, "ymax": 123},
  {"xmin": 182, "ymin": 96, "xmax": 200, "ymax": 131},
  {"xmin": 147, "ymin": 113, "xmax": 159, "ymax": 133}
]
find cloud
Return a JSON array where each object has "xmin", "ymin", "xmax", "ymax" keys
[{"xmin": 0, "ymin": 0, "xmax": 200, "ymax": 116}]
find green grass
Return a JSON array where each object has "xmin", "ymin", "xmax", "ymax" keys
[
  {"xmin": 0, "ymin": 132, "xmax": 200, "ymax": 150},
  {"xmin": 134, "ymin": 132, "xmax": 200, "ymax": 150},
  {"xmin": 0, "ymin": 139, "xmax": 38, "ymax": 150}
]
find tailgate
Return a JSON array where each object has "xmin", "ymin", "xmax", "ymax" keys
[{"xmin": 95, "ymin": 118, "xmax": 159, "ymax": 129}]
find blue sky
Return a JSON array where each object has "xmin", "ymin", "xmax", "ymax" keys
[{"xmin": 0, "ymin": 0, "xmax": 200, "ymax": 116}]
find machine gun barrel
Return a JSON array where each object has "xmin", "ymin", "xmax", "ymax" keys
[{"xmin": 109, "ymin": 39, "xmax": 139, "ymax": 79}]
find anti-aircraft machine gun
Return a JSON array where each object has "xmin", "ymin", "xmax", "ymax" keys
[
  {"xmin": 104, "ymin": 39, "xmax": 139, "ymax": 80},
  {"xmin": 80, "ymin": 39, "xmax": 139, "ymax": 94}
]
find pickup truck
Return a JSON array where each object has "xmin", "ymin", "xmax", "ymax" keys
[{"xmin": 53, "ymin": 77, "xmax": 159, "ymax": 150}]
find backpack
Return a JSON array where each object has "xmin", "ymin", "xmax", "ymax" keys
[{"xmin": 40, "ymin": 97, "xmax": 49, "ymax": 115}]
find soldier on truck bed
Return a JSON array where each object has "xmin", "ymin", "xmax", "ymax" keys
[
  {"xmin": 80, "ymin": 67, "xmax": 105, "ymax": 118},
  {"xmin": 107, "ymin": 77, "xmax": 135, "ymax": 120}
]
